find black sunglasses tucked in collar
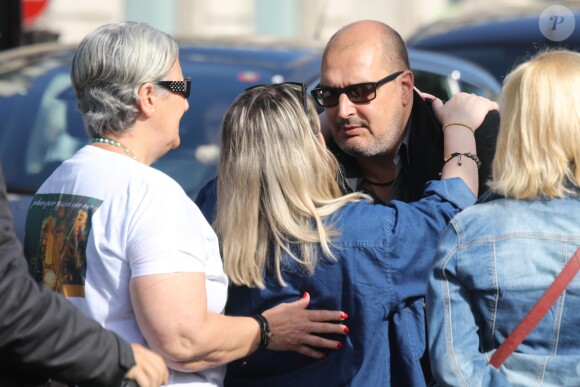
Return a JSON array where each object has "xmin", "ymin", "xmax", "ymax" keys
[
  {"xmin": 245, "ymin": 81, "xmax": 307, "ymax": 113},
  {"xmin": 155, "ymin": 77, "xmax": 191, "ymax": 99},
  {"xmin": 311, "ymin": 70, "xmax": 404, "ymax": 107}
]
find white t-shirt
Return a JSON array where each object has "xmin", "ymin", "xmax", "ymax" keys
[{"xmin": 28, "ymin": 146, "xmax": 228, "ymax": 386}]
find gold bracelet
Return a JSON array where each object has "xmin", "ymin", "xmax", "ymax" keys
[{"xmin": 442, "ymin": 122, "xmax": 475, "ymax": 134}]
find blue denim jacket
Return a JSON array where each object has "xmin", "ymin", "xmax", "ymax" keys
[
  {"xmin": 427, "ymin": 192, "xmax": 580, "ymax": 387},
  {"xmin": 196, "ymin": 177, "xmax": 475, "ymax": 386}
]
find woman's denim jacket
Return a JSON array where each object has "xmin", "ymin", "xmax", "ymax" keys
[
  {"xmin": 427, "ymin": 191, "xmax": 580, "ymax": 387},
  {"xmin": 197, "ymin": 177, "xmax": 475, "ymax": 386}
]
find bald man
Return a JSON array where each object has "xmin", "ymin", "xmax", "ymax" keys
[
  {"xmin": 313, "ymin": 20, "xmax": 499, "ymax": 205},
  {"xmin": 311, "ymin": 20, "xmax": 500, "ymax": 386}
]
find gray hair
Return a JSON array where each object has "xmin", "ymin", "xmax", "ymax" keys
[{"xmin": 71, "ymin": 21, "xmax": 179, "ymax": 137}]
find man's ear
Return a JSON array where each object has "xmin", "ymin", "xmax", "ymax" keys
[
  {"xmin": 401, "ymin": 69, "xmax": 414, "ymax": 107},
  {"xmin": 136, "ymin": 83, "xmax": 156, "ymax": 118}
]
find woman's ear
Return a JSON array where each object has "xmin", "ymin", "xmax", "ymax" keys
[{"xmin": 136, "ymin": 83, "xmax": 156, "ymax": 117}]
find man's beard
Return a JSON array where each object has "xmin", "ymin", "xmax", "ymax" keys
[{"xmin": 335, "ymin": 116, "xmax": 402, "ymax": 158}]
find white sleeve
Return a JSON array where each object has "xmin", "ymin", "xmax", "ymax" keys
[{"xmin": 126, "ymin": 177, "xmax": 218, "ymax": 278}]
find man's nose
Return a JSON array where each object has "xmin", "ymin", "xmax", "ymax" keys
[{"xmin": 337, "ymin": 92, "xmax": 356, "ymax": 118}]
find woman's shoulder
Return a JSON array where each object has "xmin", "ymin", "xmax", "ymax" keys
[
  {"xmin": 447, "ymin": 195, "xmax": 554, "ymax": 242},
  {"xmin": 118, "ymin": 164, "xmax": 193, "ymax": 209},
  {"xmin": 456, "ymin": 194, "xmax": 580, "ymax": 235},
  {"xmin": 327, "ymin": 200, "xmax": 394, "ymax": 242},
  {"xmin": 331, "ymin": 199, "xmax": 390, "ymax": 220}
]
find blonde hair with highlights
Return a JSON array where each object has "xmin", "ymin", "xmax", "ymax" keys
[
  {"xmin": 216, "ymin": 84, "xmax": 369, "ymax": 288},
  {"xmin": 489, "ymin": 49, "xmax": 580, "ymax": 199}
]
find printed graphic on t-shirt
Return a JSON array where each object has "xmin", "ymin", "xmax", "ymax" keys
[{"xmin": 25, "ymin": 194, "xmax": 102, "ymax": 298}]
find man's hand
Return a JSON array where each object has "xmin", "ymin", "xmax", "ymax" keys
[
  {"xmin": 124, "ymin": 344, "xmax": 169, "ymax": 387},
  {"xmin": 262, "ymin": 292, "xmax": 349, "ymax": 359}
]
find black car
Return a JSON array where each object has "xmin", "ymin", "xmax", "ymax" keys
[
  {"xmin": 407, "ymin": 4, "xmax": 580, "ymax": 83},
  {"xmin": 0, "ymin": 40, "xmax": 499, "ymax": 242}
]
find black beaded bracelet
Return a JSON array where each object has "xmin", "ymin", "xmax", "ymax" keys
[
  {"xmin": 442, "ymin": 152, "xmax": 481, "ymax": 169},
  {"xmin": 251, "ymin": 314, "xmax": 272, "ymax": 351}
]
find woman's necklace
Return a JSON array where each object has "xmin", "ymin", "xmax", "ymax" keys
[{"xmin": 91, "ymin": 137, "xmax": 137, "ymax": 161}]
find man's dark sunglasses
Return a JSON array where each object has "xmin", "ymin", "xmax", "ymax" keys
[
  {"xmin": 155, "ymin": 77, "xmax": 191, "ymax": 98},
  {"xmin": 245, "ymin": 81, "xmax": 307, "ymax": 113},
  {"xmin": 311, "ymin": 70, "xmax": 404, "ymax": 107}
]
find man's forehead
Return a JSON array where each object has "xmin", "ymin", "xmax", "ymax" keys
[
  {"xmin": 321, "ymin": 47, "xmax": 384, "ymax": 84},
  {"xmin": 328, "ymin": 37, "xmax": 381, "ymax": 56}
]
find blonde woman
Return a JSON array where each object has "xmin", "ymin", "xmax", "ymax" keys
[
  {"xmin": 195, "ymin": 83, "xmax": 496, "ymax": 386},
  {"xmin": 427, "ymin": 49, "xmax": 580, "ymax": 386}
]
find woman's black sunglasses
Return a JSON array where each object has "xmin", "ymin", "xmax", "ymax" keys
[{"xmin": 155, "ymin": 77, "xmax": 191, "ymax": 99}]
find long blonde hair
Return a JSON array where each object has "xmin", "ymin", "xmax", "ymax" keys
[
  {"xmin": 489, "ymin": 49, "xmax": 580, "ymax": 199},
  {"xmin": 216, "ymin": 83, "xmax": 369, "ymax": 288}
]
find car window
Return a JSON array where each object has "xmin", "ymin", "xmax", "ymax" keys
[
  {"xmin": 0, "ymin": 45, "xmax": 323, "ymax": 200},
  {"xmin": 0, "ymin": 53, "xmax": 78, "ymax": 192},
  {"xmin": 427, "ymin": 45, "xmax": 542, "ymax": 83},
  {"xmin": 416, "ymin": 68, "xmax": 499, "ymax": 100},
  {"xmin": 407, "ymin": 10, "xmax": 580, "ymax": 84},
  {"xmin": 26, "ymin": 74, "xmax": 81, "ymax": 175},
  {"xmin": 413, "ymin": 70, "xmax": 454, "ymax": 100}
]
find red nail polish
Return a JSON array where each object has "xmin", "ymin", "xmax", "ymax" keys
[
  {"xmin": 340, "ymin": 312, "xmax": 348, "ymax": 320},
  {"xmin": 337, "ymin": 342, "xmax": 343, "ymax": 350},
  {"xmin": 344, "ymin": 326, "xmax": 350, "ymax": 334},
  {"xmin": 301, "ymin": 292, "xmax": 308, "ymax": 299}
]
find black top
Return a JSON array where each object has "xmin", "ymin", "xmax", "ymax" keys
[{"xmin": 328, "ymin": 90, "xmax": 500, "ymax": 203}]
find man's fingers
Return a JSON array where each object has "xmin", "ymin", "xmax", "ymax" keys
[
  {"xmin": 127, "ymin": 361, "xmax": 168, "ymax": 387},
  {"xmin": 126, "ymin": 343, "xmax": 169, "ymax": 387}
]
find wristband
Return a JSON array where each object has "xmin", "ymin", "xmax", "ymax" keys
[{"xmin": 251, "ymin": 314, "xmax": 272, "ymax": 351}]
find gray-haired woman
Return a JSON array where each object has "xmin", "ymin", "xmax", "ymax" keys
[{"xmin": 23, "ymin": 21, "xmax": 347, "ymax": 386}]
